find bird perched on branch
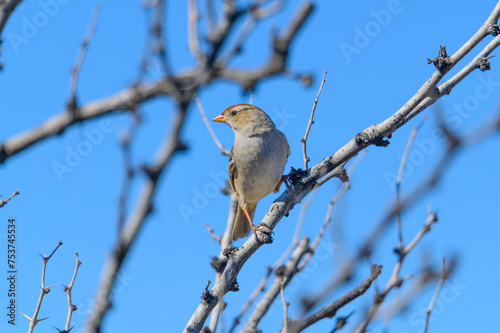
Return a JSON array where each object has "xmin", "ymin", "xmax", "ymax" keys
[{"xmin": 213, "ymin": 104, "xmax": 291, "ymax": 241}]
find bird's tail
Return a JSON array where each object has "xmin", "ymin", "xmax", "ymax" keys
[{"xmin": 232, "ymin": 203, "xmax": 256, "ymax": 241}]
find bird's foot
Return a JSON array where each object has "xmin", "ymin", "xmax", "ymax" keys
[
  {"xmin": 274, "ymin": 174, "xmax": 294, "ymax": 193},
  {"xmin": 251, "ymin": 223, "xmax": 273, "ymax": 244}
]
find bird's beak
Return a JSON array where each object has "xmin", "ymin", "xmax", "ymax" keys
[{"xmin": 212, "ymin": 114, "xmax": 226, "ymax": 123}]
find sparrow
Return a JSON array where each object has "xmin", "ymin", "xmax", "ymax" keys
[{"xmin": 213, "ymin": 104, "xmax": 291, "ymax": 241}]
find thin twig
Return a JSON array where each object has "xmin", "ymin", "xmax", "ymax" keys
[
  {"xmin": 188, "ymin": 0, "xmax": 201, "ymax": 58},
  {"xmin": 243, "ymin": 238, "xmax": 311, "ymax": 332},
  {"xmin": 208, "ymin": 188, "xmax": 238, "ymax": 332},
  {"xmin": 196, "ymin": 96, "xmax": 231, "ymax": 156},
  {"xmin": 301, "ymin": 70, "xmax": 327, "ymax": 169},
  {"xmin": 378, "ymin": 255, "xmax": 457, "ymax": 322},
  {"xmin": 300, "ymin": 151, "xmax": 366, "ymax": 271},
  {"xmin": 67, "ymin": 4, "xmax": 102, "ymax": 109},
  {"xmin": 84, "ymin": 105, "xmax": 189, "ymax": 333},
  {"xmin": 281, "ymin": 278, "xmax": 289, "ymax": 331},
  {"xmin": 229, "ymin": 191, "xmax": 316, "ymax": 333},
  {"xmin": 64, "ymin": 253, "xmax": 82, "ymax": 332},
  {"xmin": 204, "ymin": 224, "xmax": 221, "ymax": 244},
  {"xmin": 22, "ymin": 241, "xmax": 63, "ymax": 333},
  {"xmin": 288, "ymin": 265, "xmax": 382, "ymax": 333},
  {"xmin": 424, "ymin": 257, "xmax": 448, "ymax": 333},
  {"xmin": 396, "ymin": 118, "xmax": 426, "ymax": 252},
  {"xmin": 0, "ymin": 189, "xmax": 20, "ymax": 208},
  {"xmin": 354, "ymin": 211, "xmax": 438, "ymax": 332},
  {"xmin": 153, "ymin": 0, "xmax": 171, "ymax": 74},
  {"xmin": 117, "ymin": 111, "xmax": 142, "ymax": 235}
]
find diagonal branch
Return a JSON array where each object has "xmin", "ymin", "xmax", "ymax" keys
[
  {"xmin": 424, "ymin": 257, "xmax": 448, "ymax": 333},
  {"xmin": 301, "ymin": 70, "xmax": 327, "ymax": 169},
  {"xmin": 0, "ymin": 0, "xmax": 23, "ymax": 66},
  {"xmin": 185, "ymin": 4, "xmax": 500, "ymax": 331},
  {"xmin": 0, "ymin": 189, "xmax": 19, "ymax": 207},
  {"xmin": 83, "ymin": 104, "xmax": 189, "ymax": 333},
  {"xmin": 23, "ymin": 241, "xmax": 63, "ymax": 333},
  {"xmin": 286, "ymin": 264, "xmax": 383, "ymax": 333},
  {"xmin": 63, "ymin": 253, "xmax": 82, "ymax": 332},
  {"xmin": 196, "ymin": 96, "xmax": 230, "ymax": 156},
  {"xmin": 241, "ymin": 238, "xmax": 311, "ymax": 332},
  {"xmin": 67, "ymin": 4, "xmax": 102, "ymax": 110},
  {"xmin": 219, "ymin": 2, "xmax": 314, "ymax": 90},
  {"xmin": 354, "ymin": 211, "xmax": 438, "ymax": 332}
]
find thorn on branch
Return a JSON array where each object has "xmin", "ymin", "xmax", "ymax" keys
[{"xmin": 427, "ymin": 45, "xmax": 452, "ymax": 71}]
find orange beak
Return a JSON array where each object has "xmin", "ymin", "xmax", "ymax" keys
[{"xmin": 212, "ymin": 114, "xmax": 226, "ymax": 123}]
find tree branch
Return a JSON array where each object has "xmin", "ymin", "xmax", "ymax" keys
[
  {"xmin": 63, "ymin": 253, "xmax": 82, "ymax": 332},
  {"xmin": 301, "ymin": 70, "xmax": 327, "ymax": 170},
  {"xmin": 67, "ymin": 4, "xmax": 102, "ymax": 110},
  {"xmin": 185, "ymin": 4, "xmax": 500, "ymax": 330},
  {"xmin": 22, "ymin": 241, "xmax": 63, "ymax": 333},
  {"xmin": 287, "ymin": 264, "xmax": 382, "ymax": 333},
  {"xmin": 0, "ymin": 189, "xmax": 19, "ymax": 207},
  {"xmin": 83, "ymin": 104, "xmax": 189, "ymax": 333},
  {"xmin": 424, "ymin": 257, "xmax": 448, "ymax": 333}
]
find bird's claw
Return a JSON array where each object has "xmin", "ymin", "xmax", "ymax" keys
[{"xmin": 251, "ymin": 223, "xmax": 274, "ymax": 243}]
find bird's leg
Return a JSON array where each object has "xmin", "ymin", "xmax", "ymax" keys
[
  {"xmin": 274, "ymin": 174, "xmax": 294, "ymax": 193},
  {"xmin": 243, "ymin": 207, "xmax": 272, "ymax": 241}
]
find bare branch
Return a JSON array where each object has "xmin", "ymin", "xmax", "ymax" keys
[
  {"xmin": 64, "ymin": 253, "xmax": 82, "ymax": 331},
  {"xmin": 281, "ymin": 278, "xmax": 289, "ymax": 332},
  {"xmin": 207, "ymin": 188, "xmax": 238, "ymax": 332},
  {"xmin": 242, "ymin": 238, "xmax": 311, "ymax": 332},
  {"xmin": 396, "ymin": 118, "xmax": 426, "ymax": 250},
  {"xmin": 424, "ymin": 257, "xmax": 448, "ymax": 333},
  {"xmin": 219, "ymin": 2, "xmax": 314, "ymax": 90},
  {"xmin": 302, "ymin": 70, "xmax": 327, "ymax": 169},
  {"xmin": 0, "ymin": 0, "xmax": 23, "ymax": 67},
  {"xmin": 0, "ymin": 0, "xmax": 22, "ymax": 34},
  {"xmin": 0, "ymin": 189, "xmax": 19, "ymax": 208},
  {"xmin": 287, "ymin": 265, "xmax": 383, "ymax": 333},
  {"xmin": 188, "ymin": 0, "xmax": 202, "ymax": 58},
  {"xmin": 354, "ymin": 211, "xmax": 438, "ymax": 332},
  {"xmin": 196, "ymin": 96, "xmax": 230, "ymax": 156},
  {"xmin": 305, "ymin": 107, "xmax": 500, "ymax": 310},
  {"xmin": 153, "ymin": 0, "xmax": 171, "ymax": 74},
  {"xmin": 84, "ymin": 105, "xmax": 189, "ymax": 333},
  {"xmin": 204, "ymin": 224, "xmax": 221, "ymax": 244},
  {"xmin": 228, "ymin": 192, "xmax": 315, "ymax": 332},
  {"xmin": 23, "ymin": 241, "xmax": 63, "ymax": 333},
  {"xmin": 68, "ymin": 4, "xmax": 102, "ymax": 110},
  {"xmin": 117, "ymin": 111, "xmax": 142, "ymax": 235}
]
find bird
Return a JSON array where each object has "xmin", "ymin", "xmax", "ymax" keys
[{"xmin": 213, "ymin": 104, "xmax": 291, "ymax": 241}]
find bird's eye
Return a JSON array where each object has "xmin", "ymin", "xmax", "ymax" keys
[{"xmin": 231, "ymin": 110, "xmax": 237, "ymax": 115}]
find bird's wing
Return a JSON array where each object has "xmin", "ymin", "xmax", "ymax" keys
[{"xmin": 228, "ymin": 147, "xmax": 238, "ymax": 192}]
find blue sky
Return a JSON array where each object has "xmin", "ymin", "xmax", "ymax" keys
[{"xmin": 1, "ymin": 1, "xmax": 499, "ymax": 332}]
